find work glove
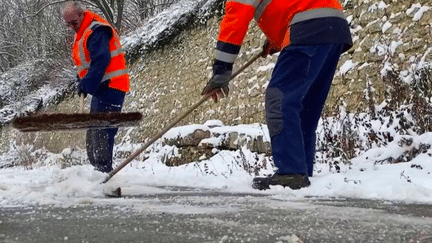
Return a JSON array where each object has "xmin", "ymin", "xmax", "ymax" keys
[
  {"xmin": 201, "ymin": 70, "xmax": 232, "ymax": 103},
  {"xmin": 261, "ymin": 40, "xmax": 279, "ymax": 58},
  {"xmin": 76, "ymin": 79, "xmax": 88, "ymax": 98}
]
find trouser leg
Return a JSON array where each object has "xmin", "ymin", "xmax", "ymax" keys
[
  {"xmin": 300, "ymin": 45, "xmax": 344, "ymax": 176},
  {"xmin": 86, "ymin": 127, "xmax": 118, "ymax": 173},
  {"xmin": 86, "ymin": 129, "xmax": 96, "ymax": 167},
  {"xmin": 265, "ymin": 44, "xmax": 344, "ymax": 175},
  {"xmin": 86, "ymin": 96, "xmax": 123, "ymax": 173}
]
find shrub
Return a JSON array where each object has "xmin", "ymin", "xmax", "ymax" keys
[{"xmin": 318, "ymin": 65, "xmax": 432, "ymax": 168}]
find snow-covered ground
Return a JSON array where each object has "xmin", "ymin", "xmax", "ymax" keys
[
  {"xmin": 1, "ymin": 118, "xmax": 432, "ymax": 207},
  {"xmin": 1, "ymin": 0, "xmax": 432, "ymax": 209}
]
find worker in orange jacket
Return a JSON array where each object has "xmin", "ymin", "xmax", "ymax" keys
[
  {"xmin": 202, "ymin": 0, "xmax": 352, "ymax": 190},
  {"xmin": 62, "ymin": 2, "xmax": 130, "ymax": 173}
]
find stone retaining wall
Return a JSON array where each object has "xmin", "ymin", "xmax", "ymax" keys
[{"xmin": 123, "ymin": 0, "xmax": 432, "ymax": 142}]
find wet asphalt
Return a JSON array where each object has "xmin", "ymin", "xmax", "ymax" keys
[{"xmin": 1, "ymin": 187, "xmax": 432, "ymax": 243}]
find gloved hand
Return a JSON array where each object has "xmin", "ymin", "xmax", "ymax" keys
[
  {"xmin": 261, "ymin": 40, "xmax": 279, "ymax": 58},
  {"xmin": 201, "ymin": 70, "xmax": 232, "ymax": 103},
  {"xmin": 76, "ymin": 80, "xmax": 87, "ymax": 98}
]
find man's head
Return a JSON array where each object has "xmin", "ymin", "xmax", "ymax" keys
[{"xmin": 62, "ymin": 1, "xmax": 85, "ymax": 32}]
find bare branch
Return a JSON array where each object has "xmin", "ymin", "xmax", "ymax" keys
[
  {"xmin": 91, "ymin": 0, "xmax": 114, "ymax": 24},
  {"xmin": 115, "ymin": 0, "xmax": 124, "ymax": 32},
  {"xmin": 0, "ymin": 52, "xmax": 19, "ymax": 58},
  {"xmin": 23, "ymin": 0, "xmax": 97, "ymax": 19},
  {"xmin": 87, "ymin": 0, "xmax": 116, "ymax": 28}
]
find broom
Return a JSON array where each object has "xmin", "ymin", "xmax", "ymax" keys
[{"xmin": 12, "ymin": 94, "xmax": 142, "ymax": 132}]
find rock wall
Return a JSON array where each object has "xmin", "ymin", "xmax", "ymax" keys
[
  {"xmin": 337, "ymin": 0, "xmax": 432, "ymax": 110},
  {"xmin": 123, "ymin": 0, "xmax": 432, "ymax": 142}
]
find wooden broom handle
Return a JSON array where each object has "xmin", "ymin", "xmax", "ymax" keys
[
  {"xmin": 103, "ymin": 50, "xmax": 264, "ymax": 183},
  {"xmin": 80, "ymin": 93, "xmax": 85, "ymax": 113}
]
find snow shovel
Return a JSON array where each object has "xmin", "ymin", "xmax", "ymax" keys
[
  {"xmin": 102, "ymin": 50, "xmax": 264, "ymax": 184},
  {"xmin": 11, "ymin": 94, "xmax": 143, "ymax": 132}
]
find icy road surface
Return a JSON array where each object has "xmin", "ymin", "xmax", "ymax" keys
[{"xmin": 1, "ymin": 186, "xmax": 432, "ymax": 243}]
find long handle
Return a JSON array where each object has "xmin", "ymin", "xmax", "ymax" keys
[
  {"xmin": 102, "ymin": 50, "xmax": 264, "ymax": 183},
  {"xmin": 80, "ymin": 94, "xmax": 85, "ymax": 113}
]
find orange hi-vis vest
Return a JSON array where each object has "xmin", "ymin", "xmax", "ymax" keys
[
  {"xmin": 215, "ymin": 0, "xmax": 346, "ymax": 65},
  {"xmin": 72, "ymin": 10, "xmax": 129, "ymax": 92}
]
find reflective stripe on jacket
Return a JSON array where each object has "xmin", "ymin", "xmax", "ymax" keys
[
  {"xmin": 72, "ymin": 10, "xmax": 129, "ymax": 92},
  {"xmin": 215, "ymin": 0, "xmax": 346, "ymax": 65}
]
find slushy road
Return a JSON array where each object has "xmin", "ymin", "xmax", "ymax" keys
[{"xmin": 1, "ymin": 187, "xmax": 431, "ymax": 243}]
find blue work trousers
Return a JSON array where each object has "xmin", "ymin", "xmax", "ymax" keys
[
  {"xmin": 86, "ymin": 95, "xmax": 124, "ymax": 173},
  {"xmin": 265, "ymin": 44, "xmax": 344, "ymax": 176}
]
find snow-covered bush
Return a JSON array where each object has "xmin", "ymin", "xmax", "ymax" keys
[{"xmin": 318, "ymin": 66, "xmax": 432, "ymax": 168}]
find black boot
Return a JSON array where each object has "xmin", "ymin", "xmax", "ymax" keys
[
  {"xmin": 252, "ymin": 173, "xmax": 310, "ymax": 190},
  {"xmin": 94, "ymin": 164, "xmax": 113, "ymax": 173}
]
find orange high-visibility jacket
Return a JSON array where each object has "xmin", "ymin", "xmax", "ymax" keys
[
  {"xmin": 215, "ymin": 0, "xmax": 347, "ymax": 66},
  {"xmin": 72, "ymin": 10, "xmax": 129, "ymax": 92}
]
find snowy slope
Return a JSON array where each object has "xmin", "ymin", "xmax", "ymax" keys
[
  {"xmin": 1, "ymin": 119, "xmax": 432, "ymax": 207},
  {"xmin": 0, "ymin": 60, "xmax": 76, "ymax": 125},
  {"xmin": 122, "ymin": 0, "xmax": 218, "ymax": 63}
]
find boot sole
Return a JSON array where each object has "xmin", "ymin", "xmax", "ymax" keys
[{"xmin": 252, "ymin": 176, "xmax": 310, "ymax": 190}]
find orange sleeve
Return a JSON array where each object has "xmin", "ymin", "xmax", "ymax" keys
[{"xmin": 218, "ymin": 1, "xmax": 256, "ymax": 45}]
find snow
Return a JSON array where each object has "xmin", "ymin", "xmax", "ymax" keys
[
  {"xmin": 382, "ymin": 21, "xmax": 392, "ymax": 33},
  {"xmin": 370, "ymin": 43, "xmax": 387, "ymax": 56},
  {"xmin": 121, "ymin": 0, "xmax": 216, "ymax": 56},
  {"xmin": 377, "ymin": 1, "xmax": 388, "ymax": 10},
  {"xmin": 0, "ymin": 60, "xmax": 75, "ymax": 125},
  {"xmin": 390, "ymin": 40, "xmax": 403, "ymax": 55},
  {"xmin": 413, "ymin": 6, "xmax": 430, "ymax": 21},
  {"xmin": 1, "ymin": 116, "xmax": 432, "ymax": 207},
  {"xmin": 257, "ymin": 63, "xmax": 275, "ymax": 72},
  {"xmin": 339, "ymin": 60, "xmax": 356, "ymax": 75},
  {"xmin": 407, "ymin": 3, "xmax": 430, "ymax": 21}
]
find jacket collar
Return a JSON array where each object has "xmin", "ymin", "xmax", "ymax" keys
[{"xmin": 75, "ymin": 10, "xmax": 96, "ymax": 40}]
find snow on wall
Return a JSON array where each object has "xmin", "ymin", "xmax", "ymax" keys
[
  {"xmin": 122, "ymin": 0, "xmax": 218, "ymax": 63},
  {"xmin": 0, "ymin": 60, "xmax": 76, "ymax": 125}
]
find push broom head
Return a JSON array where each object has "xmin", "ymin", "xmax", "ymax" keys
[{"xmin": 12, "ymin": 112, "xmax": 143, "ymax": 132}]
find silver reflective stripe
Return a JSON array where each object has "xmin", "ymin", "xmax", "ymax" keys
[
  {"xmin": 215, "ymin": 50, "xmax": 238, "ymax": 64},
  {"xmin": 111, "ymin": 39, "xmax": 123, "ymax": 57},
  {"xmin": 78, "ymin": 23, "xmax": 99, "ymax": 70},
  {"xmin": 102, "ymin": 69, "xmax": 129, "ymax": 82},
  {"xmin": 114, "ymin": 41, "xmax": 121, "ymax": 50},
  {"xmin": 77, "ymin": 66, "xmax": 86, "ymax": 74},
  {"xmin": 78, "ymin": 36, "xmax": 90, "ymax": 70},
  {"xmin": 88, "ymin": 21, "xmax": 99, "ymax": 29},
  {"xmin": 254, "ymin": 0, "xmax": 272, "ymax": 21},
  {"xmin": 111, "ymin": 48, "xmax": 123, "ymax": 58},
  {"xmin": 229, "ymin": 0, "xmax": 260, "ymax": 7},
  {"xmin": 291, "ymin": 8, "xmax": 346, "ymax": 25}
]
